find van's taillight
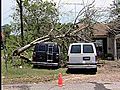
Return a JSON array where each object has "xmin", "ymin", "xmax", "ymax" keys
[
  {"xmin": 67, "ymin": 56, "xmax": 69, "ymax": 61},
  {"xmin": 56, "ymin": 54, "xmax": 59, "ymax": 59},
  {"xmin": 95, "ymin": 56, "xmax": 97, "ymax": 62}
]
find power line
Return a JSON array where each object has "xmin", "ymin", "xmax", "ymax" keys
[
  {"xmin": 60, "ymin": 2, "xmax": 83, "ymax": 18},
  {"xmin": 61, "ymin": 3, "xmax": 83, "ymax": 5},
  {"xmin": 58, "ymin": 3, "xmax": 79, "ymax": 23}
]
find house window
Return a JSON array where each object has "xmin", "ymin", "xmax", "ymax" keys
[{"xmin": 95, "ymin": 40, "xmax": 104, "ymax": 56}]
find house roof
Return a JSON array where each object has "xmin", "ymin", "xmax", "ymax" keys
[
  {"xmin": 93, "ymin": 23, "xmax": 109, "ymax": 36},
  {"xmin": 77, "ymin": 23, "xmax": 110, "ymax": 37}
]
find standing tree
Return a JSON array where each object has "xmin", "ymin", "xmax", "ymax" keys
[
  {"xmin": 109, "ymin": 0, "xmax": 120, "ymax": 34},
  {"xmin": 16, "ymin": 0, "xmax": 24, "ymax": 46},
  {"xmin": 12, "ymin": 0, "xmax": 59, "ymax": 45}
]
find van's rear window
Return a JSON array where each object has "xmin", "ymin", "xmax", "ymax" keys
[
  {"xmin": 34, "ymin": 44, "xmax": 46, "ymax": 51},
  {"xmin": 83, "ymin": 45, "xmax": 94, "ymax": 53},
  {"xmin": 70, "ymin": 45, "xmax": 81, "ymax": 53},
  {"xmin": 53, "ymin": 45, "xmax": 59, "ymax": 53}
]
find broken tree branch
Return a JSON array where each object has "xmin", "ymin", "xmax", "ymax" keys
[{"xmin": 13, "ymin": 24, "xmax": 89, "ymax": 56}]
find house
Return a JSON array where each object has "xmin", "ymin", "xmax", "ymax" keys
[{"xmin": 76, "ymin": 23, "xmax": 120, "ymax": 60}]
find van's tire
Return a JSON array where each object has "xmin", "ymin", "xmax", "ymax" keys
[
  {"xmin": 32, "ymin": 65, "xmax": 38, "ymax": 68},
  {"xmin": 92, "ymin": 68, "xmax": 97, "ymax": 74},
  {"xmin": 94, "ymin": 68, "xmax": 97, "ymax": 72},
  {"xmin": 66, "ymin": 68, "xmax": 71, "ymax": 74},
  {"xmin": 55, "ymin": 65, "xmax": 60, "ymax": 69},
  {"xmin": 56, "ymin": 62, "xmax": 61, "ymax": 69}
]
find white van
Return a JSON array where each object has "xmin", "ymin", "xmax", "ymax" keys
[{"xmin": 67, "ymin": 43, "xmax": 97, "ymax": 72}]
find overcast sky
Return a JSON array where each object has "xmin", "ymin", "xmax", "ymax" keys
[{"xmin": 2, "ymin": 0, "xmax": 114, "ymax": 25}]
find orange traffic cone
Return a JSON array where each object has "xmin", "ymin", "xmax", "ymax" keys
[{"xmin": 58, "ymin": 73, "xmax": 63, "ymax": 87}]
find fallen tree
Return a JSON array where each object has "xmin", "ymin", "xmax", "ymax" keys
[{"xmin": 13, "ymin": 25, "xmax": 89, "ymax": 56}]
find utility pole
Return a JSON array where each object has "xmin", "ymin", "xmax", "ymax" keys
[
  {"xmin": 19, "ymin": 0, "xmax": 24, "ymax": 46},
  {"xmin": 19, "ymin": 0, "xmax": 24, "ymax": 66},
  {"xmin": 16, "ymin": 0, "xmax": 24, "ymax": 65}
]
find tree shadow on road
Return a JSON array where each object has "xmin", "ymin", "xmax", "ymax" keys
[
  {"xmin": 32, "ymin": 65, "xmax": 59, "ymax": 70},
  {"xmin": 66, "ymin": 68, "xmax": 96, "ymax": 75}
]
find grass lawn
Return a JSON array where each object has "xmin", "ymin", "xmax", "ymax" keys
[{"xmin": 2, "ymin": 61, "xmax": 67, "ymax": 84}]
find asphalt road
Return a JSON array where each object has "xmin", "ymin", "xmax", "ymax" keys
[{"xmin": 2, "ymin": 81, "xmax": 120, "ymax": 90}]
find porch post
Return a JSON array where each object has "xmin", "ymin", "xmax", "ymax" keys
[
  {"xmin": 114, "ymin": 37, "xmax": 117, "ymax": 60},
  {"xmin": 107, "ymin": 37, "xmax": 109, "ymax": 53}
]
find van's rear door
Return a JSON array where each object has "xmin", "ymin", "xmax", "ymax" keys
[
  {"xmin": 68, "ymin": 44, "xmax": 96, "ymax": 64},
  {"xmin": 33, "ymin": 43, "xmax": 47, "ymax": 62},
  {"xmin": 69, "ymin": 45, "xmax": 83, "ymax": 64},
  {"xmin": 82, "ymin": 44, "xmax": 96, "ymax": 64}
]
